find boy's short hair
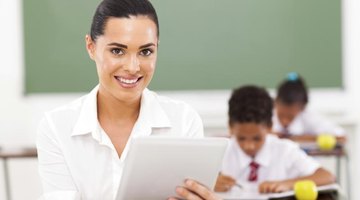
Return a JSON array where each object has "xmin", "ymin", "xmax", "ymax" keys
[{"xmin": 228, "ymin": 85, "xmax": 273, "ymax": 126}]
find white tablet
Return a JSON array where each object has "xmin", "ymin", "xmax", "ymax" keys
[{"xmin": 116, "ymin": 137, "xmax": 229, "ymax": 200}]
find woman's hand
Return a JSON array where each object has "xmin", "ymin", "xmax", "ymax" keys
[
  {"xmin": 168, "ymin": 179, "xmax": 222, "ymax": 200},
  {"xmin": 214, "ymin": 173, "xmax": 236, "ymax": 192}
]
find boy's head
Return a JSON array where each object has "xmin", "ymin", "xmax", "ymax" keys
[
  {"xmin": 275, "ymin": 73, "xmax": 308, "ymax": 128},
  {"xmin": 228, "ymin": 85, "xmax": 273, "ymax": 158}
]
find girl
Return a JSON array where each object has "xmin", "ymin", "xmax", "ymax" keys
[{"xmin": 272, "ymin": 72, "xmax": 345, "ymax": 143}]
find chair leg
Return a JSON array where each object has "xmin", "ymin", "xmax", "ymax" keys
[
  {"xmin": 3, "ymin": 158, "xmax": 12, "ymax": 200},
  {"xmin": 345, "ymin": 153, "xmax": 351, "ymax": 200},
  {"xmin": 336, "ymin": 155, "xmax": 341, "ymax": 184}
]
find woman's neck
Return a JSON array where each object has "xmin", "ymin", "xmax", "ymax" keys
[{"xmin": 97, "ymin": 87, "xmax": 141, "ymax": 123}]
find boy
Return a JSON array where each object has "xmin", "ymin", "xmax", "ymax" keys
[{"xmin": 215, "ymin": 85, "xmax": 335, "ymax": 193}]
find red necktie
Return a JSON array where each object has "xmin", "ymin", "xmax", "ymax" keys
[
  {"xmin": 248, "ymin": 161, "xmax": 260, "ymax": 182},
  {"xmin": 281, "ymin": 127, "xmax": 291, "ymax": 138}
]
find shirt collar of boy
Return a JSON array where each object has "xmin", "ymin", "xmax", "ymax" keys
[
  {"xmin": 71, "ymin": 85, "xmax": 172, "ymax": 137},
  {"xmin": 273, "ymin": 110, "xmax": 305, "ymax": 135},
  {"xmin": 253, "ymin": 134, "xmax": 272, "ymax": 167}
]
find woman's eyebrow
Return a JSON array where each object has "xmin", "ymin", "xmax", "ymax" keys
[
  {"xmin": 107, "ymin": 42, "xmax": 128, "ymax": 49},
  {"xmin": 106, "ymin": 42, "xmax": 156, "ymax": 49},
  {"xmin": 139, "ymin": 43, "xmax": 156, "ymax": 49}
]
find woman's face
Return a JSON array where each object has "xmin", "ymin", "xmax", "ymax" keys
[{"xmin": 86, "ymin": 16, "xmax": 158, "ymax": 103}]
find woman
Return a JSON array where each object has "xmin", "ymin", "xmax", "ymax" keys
[{"xmin": 37, "ymin": 0, "xmax": 220, "ymax": 199}]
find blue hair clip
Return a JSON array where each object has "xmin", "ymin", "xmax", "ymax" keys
[{"xmin": 286, "ymin": 72, "xmax": 298, "ymax": 82}]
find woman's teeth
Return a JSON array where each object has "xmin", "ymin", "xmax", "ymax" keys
[{"xmin": 118, "ymin": 77, "xmax": 138, "ymax": 84}]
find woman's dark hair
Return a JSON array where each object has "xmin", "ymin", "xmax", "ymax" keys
[
  {"xmin": 90, "ymin": 0, "xmax": 159, "ymax": 41},
  {"xmin": 228, "ymin": 85, "xmax": 273, "ymax": 127},
  {"xmin": 276, "ymin": 73, "xmax": 308, "ymax": 106}
]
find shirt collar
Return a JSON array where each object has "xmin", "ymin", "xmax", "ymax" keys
[
  {"xmin": 137, "ymin": 88, "xmax": 171, "ymax": 129},
  {"xmin": 71, "ymin": 86, "xmax": 171, "ymax": 137},
  {"xmin": 71, "ymin": 85, "xmax": 99, "ymax": 137},
  {"xmin": 273, "ymin": 110, "xmax": 304, "ymax": 134},
  {"xmin": 253, "ymin": 134, "xmax": 272, "ymax": 167},
  {"xmin": 231, "ymin": 137, "xmax": 252, "ymax": 170}
]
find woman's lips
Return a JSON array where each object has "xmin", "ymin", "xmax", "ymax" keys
[{"xmin": 114, "ymin": 76, "xmax": 142, "ymax": 88}]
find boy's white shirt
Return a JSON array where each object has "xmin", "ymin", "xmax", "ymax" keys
[
  {"xmin": 221, "ymin": 134, "xmax": 320, "ymax": 190},
  {"xmin": 272, "ymin": 109, "xmax": 345, "ymax": 136},
  {"xmin": 36, "ymin": 85, "xmax": 204, "ymax": 200}
]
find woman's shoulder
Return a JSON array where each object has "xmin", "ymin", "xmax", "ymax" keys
[
  {"xmin": 143, "ymin": 89, "xmax": 203, "ymax": 126},
  {"xmin": 46, "ymin": 86, "xmax": 98, "ymax": 117},
  {"xmin": 45, "ymin": 94, "xmax": 88, "ymax": 118},
  {"xmin": 142, "ymin": 89, "xmax": 204, "ymax": 137},
  {"xmin": 144, "ymin": 89, "xmax": 197, "ymax": 115},
  {"xmin": 40, "ymin": 91, "xmax": 96, "ymax": 136}
]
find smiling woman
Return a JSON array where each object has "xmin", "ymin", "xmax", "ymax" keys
[
  {"xmin": 36, "ymin": 0, "xmax": 220, "ymax": 199},
  {"xmin": 86, "ymin": 16, "xmax": 158, "ymax": 106}
]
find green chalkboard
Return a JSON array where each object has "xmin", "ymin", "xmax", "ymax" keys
[{"xmin": 24, "ymin": 0, "xmax": 342, "ymax": 93}]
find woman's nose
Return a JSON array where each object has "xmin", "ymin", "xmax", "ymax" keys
[{"xmin": 124, "ymin": 54, "xmax": 140, "ymax": 74}]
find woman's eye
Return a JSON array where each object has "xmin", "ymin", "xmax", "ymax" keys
[
  {"xmin": 111, "ymin": 48, "xmax": 124, "ymax": 55},
  {"xmin": 140, "ymin": 49, "xmax": 153, "ymax": 56}
]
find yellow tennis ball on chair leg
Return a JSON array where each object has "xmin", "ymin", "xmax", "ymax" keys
[
  {"xmin": 317, "ymin": 134, "xmax": 336, "ymax": 151},
  {"xmin": 294, "ymin": 180, "xmax": 318, "ymax": 200}
]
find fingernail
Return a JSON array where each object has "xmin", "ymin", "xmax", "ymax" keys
[
  {"xmin": 176, "ymin": 186, "xmax": 183, "ymax": 193},
  {"xmin": 185, "ymin": 179, "xmax": 193, "ymax": 186}
]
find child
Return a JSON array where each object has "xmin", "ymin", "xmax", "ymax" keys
[
  {"xmin": 273, "ymin": 73, "xmax": 345, "ymax": 142},
  {"xmin": 215, "ymin": 85, "xmax": 335, "ymax": 193}
]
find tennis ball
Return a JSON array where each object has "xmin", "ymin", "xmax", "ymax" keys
[
  {"xmin": 294, "ymin": 180, "xmax": 318, "ymax": 200},
  {"xmin": 317, "ymin": 134, "xmax": 336, "ymax": 151}
]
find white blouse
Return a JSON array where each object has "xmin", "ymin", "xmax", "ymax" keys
[{"xmin": 37, "ymin": 86, "xmax": 204, "ymax": 200}]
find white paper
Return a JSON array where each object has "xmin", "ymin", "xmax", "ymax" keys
[{"xmin": 216, "ymin": 183, "xmax": 339, "ymax": 200}]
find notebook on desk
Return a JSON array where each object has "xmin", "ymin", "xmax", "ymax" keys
[{"xmin": 217, "ymin": 183, "xmax": 340, "ymax": 200}]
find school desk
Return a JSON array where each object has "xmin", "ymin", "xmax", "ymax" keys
[
  {"xmin": 299, "ymin": 142, "xmax": 351, "ymax": 199},
  {"xmin": 0, "ymin": 147, "xmax": 37, "ymax": 200},
  {"xmin": 217, "ymin": 183, "xmax": 345, "ymax": 200}
]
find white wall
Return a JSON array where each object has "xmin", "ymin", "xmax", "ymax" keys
[{"xmin": 0, "ymin": 0, "xmax": 359, "ymax": 199}]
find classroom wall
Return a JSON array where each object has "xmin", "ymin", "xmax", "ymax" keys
[
  {"xmin": 0, "ymin": 0, "xmax": 360, "ymax": 200},
  {"xmin": 23, "ymin": 0, "xmax": 343, "ymax": 93}
]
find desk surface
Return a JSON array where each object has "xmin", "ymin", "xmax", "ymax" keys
[
  {"xmin": 299, "ymin": 142, "xmax": 346, "ymax": 157},
  {"xmin": 217, "ymin": 184, "xmax": 343, "ymax": 200},
  {"xmin": 0, "ymin": 147, "xmax": 37, "ymax": 158}
]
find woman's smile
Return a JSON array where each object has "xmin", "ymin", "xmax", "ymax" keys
[{"xmin": 114, "ymin": 75, "xmax": 143, "ymax": 88}]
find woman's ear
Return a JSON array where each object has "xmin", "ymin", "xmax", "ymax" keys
[{"xmin": 85, "ymin": 34, "xmax": 95, "ymax": 60}]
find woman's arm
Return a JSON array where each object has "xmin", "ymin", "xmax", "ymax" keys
[{"xmin": 37, "ymin": 117, "xmax": 80, "ymax": 199}]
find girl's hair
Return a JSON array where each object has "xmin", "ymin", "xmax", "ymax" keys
[
  {"xmin": 276, "ymin": 72, "xmax": 308, "ymax": 106},
  {"xmin": 90, "ymin": 0, "xmax": 159, "ymax": 41}
]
